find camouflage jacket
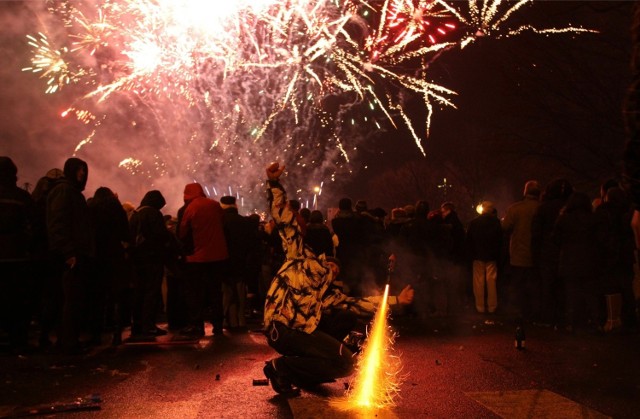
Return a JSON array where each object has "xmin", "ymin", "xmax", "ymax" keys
[{"xmin": 263, "ymin": 179, "xmax": 398, "ymax": 334}]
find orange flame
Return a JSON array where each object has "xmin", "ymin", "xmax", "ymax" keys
[
  {"xmin": 352, "ymin": 283, "xmax": 391, "ymax": 407},
  {"xmin": 332, "ymin": 283, "xmax": 401, "ymax": 413}
]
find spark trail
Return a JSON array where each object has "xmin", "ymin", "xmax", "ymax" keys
[{"xmin": 22, "ymin": 1, "xmax": 592, "ymax": 210}]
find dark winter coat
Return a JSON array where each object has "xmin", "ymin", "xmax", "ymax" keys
[
  {"xmin": 442, "ymin": 211, "xmax": 466, "ymax": 264},
  {"xmin": 594, "ymin": 191, "xmax": 635, "ymax": 289},
  {"xmin": 531, "ymin": 179, "xmax": 573, "ymax": 267},
  {"xmin": 88, "ymin": 189, "xmax": 130, "ymax": 261},
  {"xmin": 222, "ymin": 206, "xmax": 259, "ymax": 280},
  {"xmin": 0, "ymin": 157, "xmax": 35, "ymax": 261},
  {"xmin": 466, "ymin": 213, "xmax": 502, "ymax": 262},
  {"xmin": 46, "ymin": 158, "xmax": 94, "ymax": 261},
  {"xmin": 331, "ymin": 210, "xmax": 363, "ymax": 265},
  {"xmin": 502, "ymin": 195, "xmax": 540, "ymax": 267},
  {"xmin": 552, "ymin": 193, "xmax": 604, "ymax": 281},
  {"xmin": 129, "ymin": 190, "xmax": 171, "ymax": 262}
]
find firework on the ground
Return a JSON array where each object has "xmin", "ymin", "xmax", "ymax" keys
[{"xmin": 22, "ymin": 0, "xmax": 591, "ymax": 209}]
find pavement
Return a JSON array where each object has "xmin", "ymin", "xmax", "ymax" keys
[{"xmin": 1, "ymin": 309, "xmax": 639, "ymax": 418}]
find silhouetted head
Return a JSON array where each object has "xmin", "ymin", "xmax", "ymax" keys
[
  {"xmin": 63, "ymin": 157, "xmax": 88, "ymax": 191},
  {"xmin": 288, "ymin": 199, "xmax": 301, "ymax": 212},
  {"xmin": 355, "ymin": 200, "xmax": 367, "ymax": 213},
  {"xmin": 523, "ymin": 180, "xmax": 541, "ymax": 198},
  {"xmin": 0, "ymin": 156, "xmax": 18, "ymax": 186},
  {"xmin": 309, "ymin": 210, "xmax": 324, "ymax": 224},
  {"xmin": 414, "ymin": 200, "xmax": 429, "ymax": 217},
  {"xmin": 220, "ymin": 195, "xmax": 237, "ymax": 209},
  {"xmin": 481, "ymin": 201, "xmax": 495, "ymax": 215},
  {"xmin": 300, "ymin": 207, "xmax": 311, "ymax": 222},
  {"xmin": 543, "ymin": 178, "xmax": 573, "ymax": 201},
  {"xmin": 338, "ymin": 198, "xmax": 352, "ymax": 211},
  {"xmin": 93, "ymin": 186, "xmax": 116, "ymax": 201},
  {"xmin": 183, "ymin": 183, "xmax": 205, "ymax": 203},
  {"xmin": 140, "ymin": 190, "xmax": 166, "ymax": 210}
]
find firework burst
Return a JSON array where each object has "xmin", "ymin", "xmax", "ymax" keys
[{"xmin": 22, "ymin": 0, "xmax": 592, "ymax": 210}]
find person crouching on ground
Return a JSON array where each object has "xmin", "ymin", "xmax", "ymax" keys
[{"xmin": 262, "ymin": 162, "xmax": 414, "ymax": 396}]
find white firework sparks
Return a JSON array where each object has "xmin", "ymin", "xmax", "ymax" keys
[{"xmin": 22, "ymin": 0, "xmax": 592, "ymax": 210}]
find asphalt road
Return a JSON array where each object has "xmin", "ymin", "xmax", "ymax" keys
[{"xmin": 1, "ymin": 311, "xmax": 639, "ymax": 418}]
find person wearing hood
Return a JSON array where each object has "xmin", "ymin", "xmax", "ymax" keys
[
  {"xmin": 127, "ymin": 190, "xmax": 172, "ymax": 341},
  {"xmin": 46, "ymin": 157, "xmax": 94, "ymax": 354},
  {"xmin": 177, "ymin": 183, "xmax": 229, "ymax": 339},
  {"xmin": 0, "ymin": 156, "xmax": 36, "ymax": 353}
]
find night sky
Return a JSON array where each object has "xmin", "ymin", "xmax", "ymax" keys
[{"xmin": 0, "ymin": 1, "xmax": 634, "ymax": 220}]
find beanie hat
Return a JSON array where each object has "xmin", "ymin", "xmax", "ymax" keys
[
  {"xmin": 183, "ymin": 183, "xmax": 205, "ymax": 203},
  {"xmin": 220, "ymin": 195, "xmax": 237, "ymax": 209}
]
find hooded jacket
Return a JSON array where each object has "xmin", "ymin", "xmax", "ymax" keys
[
  {"xmin": 129, "ymin": 190, "xmax": 171, "ymax": 262},
  {"xmin": 263, "ymin": 178, "xmax": 400, "ymax": 334},
  {"xmin": 46, "ymin": 157, "xmax": 94, "ymax": 260},
  {"xmin": 179, "ymin": 183, "xmax": 228, "ymax": 263},
  {"xmin": 62, "ymin": 157, "xmax": 88, "ymax": 192}
]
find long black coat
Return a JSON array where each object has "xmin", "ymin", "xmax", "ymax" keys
[
  {"xmin": 222, "ymin": 207, "xmax": 259, "ymax": 281},
  {"xmin": 46, "ymin": 177, "xmax": 93, "ymax": 262}
]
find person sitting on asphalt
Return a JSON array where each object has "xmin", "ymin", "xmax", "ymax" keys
[{"xmin": 261, "ymin": 162, "xmax": 414, "ymax": 396}]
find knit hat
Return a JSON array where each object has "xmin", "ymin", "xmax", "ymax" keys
[{"xmin": 220, "ymin": 195, "xmax": 237, "ymax": 209}]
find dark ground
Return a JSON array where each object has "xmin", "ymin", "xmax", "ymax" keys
[{"xmin": 1, "ymin": 306, "xmax": 639, "ymax": 419}]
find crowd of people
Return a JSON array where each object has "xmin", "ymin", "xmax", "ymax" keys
[{"xmin": 1, "ymin": 155, "xmax": 639, "ymax": 360}]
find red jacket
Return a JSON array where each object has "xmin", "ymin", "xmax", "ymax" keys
[{"xmin": 180, "ymin": 183, "xmax": 228, "ymax": 263}]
